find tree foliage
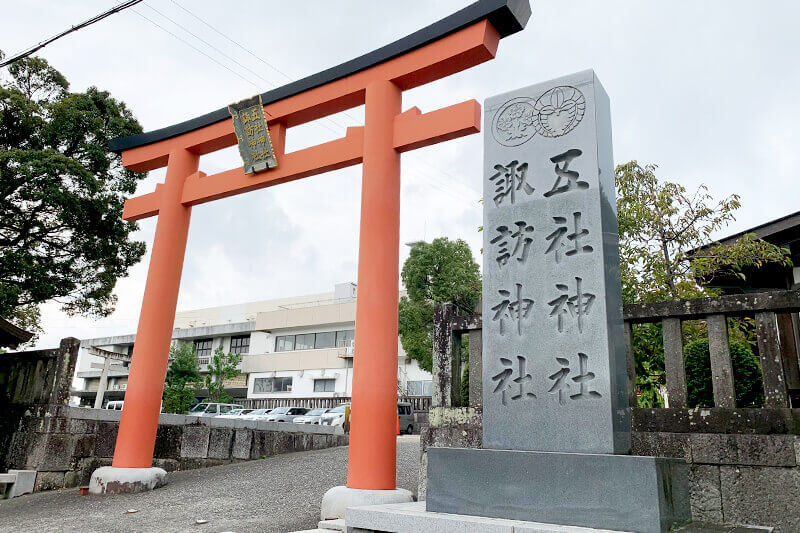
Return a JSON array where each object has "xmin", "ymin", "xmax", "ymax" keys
[
  {"xmin": 0, "ymin": 54, "xmax": 146, "ymax": 336},
  {"xmin": 617, "ymin": 161, "xmax": 789, "ymax": 406},
  {"xmin": 684, "ymin": 338, "xmax": 764, "ymax": 408},
  {"xmin": 616, "ymin": 161, "xmax": 790, "ymax": 304},
  {"xmin": 398, "ymin": 238, "xmax": 480, "ymax": 372},
  {"xmin": 162, "ymin": 342, "xmax": 201, "ymax": 414},
  {"xmin": 204, "ymin": 345, "xmax": 242, "ymax": 404}
]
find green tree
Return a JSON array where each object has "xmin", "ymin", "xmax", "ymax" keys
[
  {"xmin": 398, "ymin": 238, "xmax": 481, "ymax": 373},
  {"xmin": 204, "ymin": 345, "xmax": 242, "ymax": 403},
  {"xmin": 162, "ymin": 342, "xmax": 201, "ymax": 414},
  {"xmin": 616, "ymin": 161, "xmax": 789, "ymax": 304},
  {"xmin": 0, "ymin": 54, "xmax": 145, "ymax": 338},
  {"xmin": 616, "ymin": 161, "xmax": 790, "ymax": 406}
]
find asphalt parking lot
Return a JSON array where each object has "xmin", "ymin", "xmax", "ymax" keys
[{"xmin": 0, "ymin": 435, "xmax": 421, "ymax": 533}]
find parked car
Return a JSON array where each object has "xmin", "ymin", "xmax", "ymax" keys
[
  {"xmin": 241, "ymin": 408, "xmax": 272, "ymax": 420},
  {"xmin": 319, "ymin": 403, "xmax": 349, "ymax": 427},
  {"xmin": 187, "ymin": 402, "xmax": 244, "ymax": 417},
  {"xmin": 398, "ymin": 401, "xmax": 415, "ymax": 434},
  {"xmin": 217, "ymin": 408, "xmax": 254, "ymax": 419},
  {"xmin": 264, "ymin": 406, "xmax": 309, "ymax": 422},
  {"xmin": 292, "ymin": 407, "xmax": 331, "ymax": 424},
  {"xmin": 105, "ymin": 400, "xmax": 124, "ymax": 411}
]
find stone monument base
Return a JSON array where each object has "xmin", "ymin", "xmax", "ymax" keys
[
  {"xmin": 345, "ymin": 502, "xmax": 772, "ymax": 533},
  {"xmin": 426, "ymin": 448, "xmax": 690, "ymax": 533},
  {"xmin": 89, "ymin": 466, "xmax": 167, "ymax": 494}
]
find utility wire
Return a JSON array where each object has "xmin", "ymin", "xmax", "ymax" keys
[
  {"xmin": 129, "ymin": 7, "xmax": 261, "ymax": 89},
  {"xmin": 169, "ymin": 0, "xmax": 291, "ymax": 83},
  {"xmin": 0, "ymin": 0, "xmax": 144, "ymax": 68},
  {"xmin": 142, "ymin": 2, "xmax": 277, "ymax": 89}
]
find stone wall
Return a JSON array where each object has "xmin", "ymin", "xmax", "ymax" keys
[
  {"xmin": 0, "ymin": 337, "xmax": 79, "ymax": 473},
  {"xmin": 419, "ymin": 406, "xmax": 800, "ymax": 532},
  {"xmin": 7, "ymin": 405, "xmax": 348, "ymax": 492}
]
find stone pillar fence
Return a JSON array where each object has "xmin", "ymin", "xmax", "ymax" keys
[{"xmin": 423, "ymin": 289, "xmax": 800, "ymax": 532}]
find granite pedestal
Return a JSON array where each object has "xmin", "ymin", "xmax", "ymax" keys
[
  {"xmin": 345, "ymin": 502, "xmax": 771, "ymax": 533},
  {"xmin": 426, "ymin": 448, "xmax": 690, "ymax": 533}
]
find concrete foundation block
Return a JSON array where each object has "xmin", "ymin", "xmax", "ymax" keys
[
  {"xmin": 208, "ymin": 428, "xmax": 233, "ymax": 459},
  {"xmin": 89, "ymin": 466, "xmax": 167, "ymax": 494},
  {"xmin": 321, "ymin": 485, "xmax": 414, "ymax": 521},
  {"xmin": 427, "ymin": 447, "xmax": 690, "ymax": 533},
  {"xmin": 180, "ymin": 426, "xmax": 210, "ymax": 459},
  {"xmin": 7, "ymin": 470, "xmax": 35, "ymax": 498},
  {"xmin": 688, "ymin": 465, "xmax": 723, "ymax": 523},
  {"xmin": 154, "ymin": 425, "xmax": 182, "ymax": 460},
  {"xmin": 689, "ymin": 434, "xmax": 796, "ymax": 467},
  {"xmin": 232, "ymin": 429, "xmax": 253, "ymax": 459},
  {"xmin": 720, "ymin": 466, "xmax": 800, "ymax": 532},
  {"xmin": 34, "ymin": 471, "xmax": 65, "ymax": 492},
  {"xmin": 94, "ymin": 422, "xmax": 118, "ymax": 457}
]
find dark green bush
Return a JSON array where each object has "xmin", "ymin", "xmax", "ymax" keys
[{"xmin": 684, "ymin": 339, "xmax": 764, "ymax": 408}]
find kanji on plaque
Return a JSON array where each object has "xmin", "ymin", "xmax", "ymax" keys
[{"xmin": 228, "ymin": 94, "xmax": 278, "ymax": 174}]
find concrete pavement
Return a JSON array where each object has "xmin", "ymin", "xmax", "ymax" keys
[{"xmin": 0, "ymin": 435, "xmax": 420, "ymax": 533}]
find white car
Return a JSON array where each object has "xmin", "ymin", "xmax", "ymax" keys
[
  {"xmin": 292, "ymin": 407, "xmax": 331, "ymax": 424},
  {"xmin": 241, "ymin": 408, "xmax": 272, "ymax": 420},
  {"xmin": 319, "ymin": 404, "xmax": 349, "ymax": 427},
  {"xmin": 216, "ymin": 408, "xmax": 254, "ymax": 419},
  {"xmin": 264, "ymin": 406, "xmax": 309, "ymax": 422}
]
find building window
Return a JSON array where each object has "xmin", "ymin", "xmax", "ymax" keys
[
  {"xmin": 195, "ymin": 338, "xmax": 213, "ymax": 359},
  {"xmin": 314, "ymin": 331, "xmax": 336, "ymax": 349},
  {"xmin": 406, "ymin": 380, "xmax": 432, "ymax": 396},
  {"xmin": 230, "ymin": 334, "xmax": 250, "ymax": 355},
  {"xmin": 275, "ymin": 335, "xmax": 294, "ymax": 352},
  {"xmin": 313, "ymin": 378, "xmax": 336, "ymax": 392},
  {"xmin": 295, "ymin": 333, "xmax": 315, "ymax": 350},
  {"xmin": 336, "ymin": 329, "xmax": 355, "ymax": 347},
  {"xmin": 253, "ymin": 376, "xmax": 293, "ymax": 393}
]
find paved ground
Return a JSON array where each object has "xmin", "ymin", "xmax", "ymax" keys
[{"xmin": 0, "ymin": 435, "xmax": 420, "ymax": 533}]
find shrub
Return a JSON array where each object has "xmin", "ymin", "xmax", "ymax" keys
[{"xmin": 684, "ymin": 339, "xmax": 764, "ymax": 408}]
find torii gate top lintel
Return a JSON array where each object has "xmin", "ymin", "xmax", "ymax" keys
[
  {"xmin": 102, "ymin": 0, "xmax": 530, "ymax": 493},
  {"xmin": 110, "ymin": 0, "xmax": 530, "ymax": 156}
]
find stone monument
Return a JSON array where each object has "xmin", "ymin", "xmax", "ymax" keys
[{"xmin": 423, "ymin": 70, "xmax": 691, "ymax": 532}]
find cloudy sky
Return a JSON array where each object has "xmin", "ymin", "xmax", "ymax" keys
[{"xmin": 4, "ymin": 1, "xmax": 799, "ymax": 348}]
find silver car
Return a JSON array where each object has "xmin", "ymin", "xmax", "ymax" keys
[
  {"xmin": 188, "ymin": 402, "xmax": 244, "ymax": 417},
  {"xmin": 241, "ymin": 408, "xmax": 272, "ymax": 420},
  {"xmin": 319, "ymin": 404, "xmax": 349, "ymax": 427},
  {"xmin": 292, "ymin": 407, "xmax": 331, "ymax": 424},
  {"xmin": 264, "ymin": 406, "xmax": 309, "ymax": 422}
]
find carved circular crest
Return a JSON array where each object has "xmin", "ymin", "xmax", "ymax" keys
[
  {"xmin": 531, "ymin": 85, "xmax": 586, "ymax": 138},
  {"xmin": 491, "ymin": 97, "xmax": 537, "ymax": 147},
  {"xmin": 491, "ymin": 86, "xmax": 586, "ymax": 146}
]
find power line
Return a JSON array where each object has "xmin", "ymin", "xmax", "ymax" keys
[
  {"xmin": 169, "ymin": 0, "xmax": 292, "ymax": 83},
  {"xmin": 1, "ymin": 0, "xmax": 144, "ymax": 68},
  {"xmin": 142, "ymin": 2, "xmax": 278, "ymax": 89},
  {"xmin": 128, "ymin": 7, "xmax": 261, "ymax": 89}
]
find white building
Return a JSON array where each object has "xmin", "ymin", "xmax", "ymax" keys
[{"xmin": 72, "ymin": 283, "xmax": 432, "ymax": 406}]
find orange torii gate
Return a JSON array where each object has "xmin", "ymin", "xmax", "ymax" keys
[{"xmin": 91, "ymin": 0, "xmax": 529, "ymax": 495}]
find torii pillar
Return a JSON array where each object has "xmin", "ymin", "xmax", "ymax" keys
[{"xmin": 89, "ymin": 0, "xmax": 530, "ymax": 501}]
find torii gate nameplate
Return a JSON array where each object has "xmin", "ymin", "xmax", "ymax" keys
[{"xmin": 228, "ymin": 94, "xmax": 278, "ymax": 174}]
